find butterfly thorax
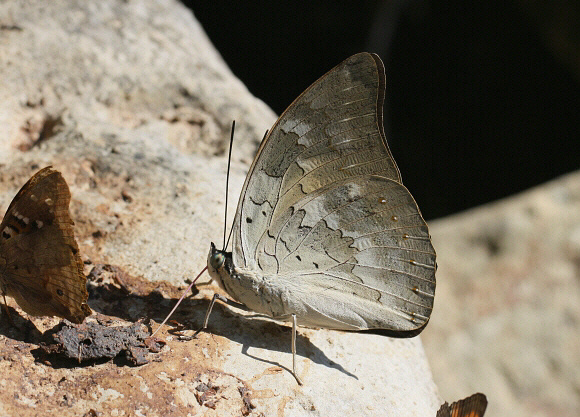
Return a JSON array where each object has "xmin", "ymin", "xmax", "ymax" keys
[{"xmin": 207, "ymin": 243, "xmax": 288, "ymax": 320}]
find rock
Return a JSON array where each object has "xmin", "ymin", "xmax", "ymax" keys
[
  {"xmin": 0, "ymin": 1, "xmax": 440, "ymax": 416},
  {"xmin": 423, "ymin": 171, "xmax": 580, "ymax": 417},
  {"xmin": 39, "ymin": 319, "xmax": 165, "ymax": 366}
]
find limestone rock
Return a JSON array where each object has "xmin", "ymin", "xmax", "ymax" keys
[
  {"xmin": 0, "ymin": 1, "xmax": 440, "ymax": 416},
  {"xmin": 423, "ymin": 171, "xmax": 580, "ymax": 417}
]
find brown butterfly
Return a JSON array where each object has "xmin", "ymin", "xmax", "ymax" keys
[
  {"xmin": 437, "ymin": 393, "xmax": 488, "ymax": 417},
  {"xmin": 0, "ymin": 166, "xmax": 91, "ymax": 324}
]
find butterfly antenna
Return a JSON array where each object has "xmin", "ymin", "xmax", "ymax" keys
[
  {"xmin": 222, "ymin": 121, "xmax": 235, "ymax": 251},
  {"xmin": 223, "ymin": 128, "xmax": 269, "ymax": 250},
  {"xmin": 150, "ymin": 266, "xmax": 208, "ymax": 338}
]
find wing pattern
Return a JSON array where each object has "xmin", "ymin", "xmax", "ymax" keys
[
  {"xmin": 0, "ymin": 167, "xmax": 91, "ymax": 323},
  {"xmin": 437, "ymin": 393, "xmax": 488, "ymax": 417},
  {"xmin": 231, "ymin": 53, "xmax": 435, "ymax": 333}
]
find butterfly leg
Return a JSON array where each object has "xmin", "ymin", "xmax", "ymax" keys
[
  {"xmin": 193, "ymin": 293, "xmax": 249, "ymax": 337},
  {"xmin": 194, "ymin": 295, "xmax": 304, "ymax": 385},
  {"xmin": 291, "ymin": 314, "xmax": 303, "ymax": 385},
  {"xmin": 0, "ymin": 292, "xmax": 14, "ymax": 324}
]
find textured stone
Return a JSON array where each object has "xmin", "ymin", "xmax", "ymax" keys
[
  {"xmin": 0, "ymin": 1, "xmax": 440, "ymax": 416},
  {"xmin": 423, "ymin": 171, "xmax": 580, "ymax": 417}
]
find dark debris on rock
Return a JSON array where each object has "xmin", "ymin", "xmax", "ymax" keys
[{"xmin": 39, "ymin": 319, "xmax": 165, "ymax": 366}]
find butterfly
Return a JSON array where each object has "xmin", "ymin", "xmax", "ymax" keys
[
  {"xmin": 437, "ymin": 393, "xmax": 488, "ymax": 417},
  {"xmin": 155, "ymin": 52, "xmax": 436, "ymax": 384},
  {"xmin": 0, "ymin": 166, "xmax": 91, "ymax": 324}
]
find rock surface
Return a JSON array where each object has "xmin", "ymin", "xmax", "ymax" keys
[
  {"xmin": 423, "ymin": 171, "xmax": 580, "ymax": 417},
  {"xmin": 3, "ymin": 1, "xmax": 577, "ymax": 416},
  {"xmin": 0, "ymin": 1, "xmax": 440, "ymax": 416}
]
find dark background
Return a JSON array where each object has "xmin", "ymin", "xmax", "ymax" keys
[{"xmin": 186, "ymin": 0, "xmax": 580, "ymax": 220}]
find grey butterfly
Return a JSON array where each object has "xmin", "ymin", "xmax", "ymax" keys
[{"xmin": 158, "ymin": 52, "xmax": 436, "ymax": 384}]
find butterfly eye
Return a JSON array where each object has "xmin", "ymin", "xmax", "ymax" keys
[{"xmin": 211, "ymin": 253, "xmax": 225, "ymax": 269}]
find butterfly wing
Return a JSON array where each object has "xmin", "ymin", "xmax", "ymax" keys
[
  {"xmin": 232, "ymin": 53, "xmax": 435, "ymax": 334},
  {"xmin": 0, "ymin": 167, "xmax": 91, "ymax": 323},
  {"xmin": 436, "ymin": 393, "xmax": 488, "ymax": 417},
  {"xmin": 233, "ymin": 53, "xmax": 400, "ymax": 264}
]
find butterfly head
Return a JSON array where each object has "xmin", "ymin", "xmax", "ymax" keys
[
  {"xmin": 208, "ymin": 243, "xmax": 226, "ymax": 269},
  {"xmin": 207, "ymin": 242, "xmax": 232, "ymax": 290}
]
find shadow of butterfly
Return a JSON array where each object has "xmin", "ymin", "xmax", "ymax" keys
[
  {"xmin": 437, "ymin": 393, "xmax": 488, "ymax": 417},
  {"xmin": 0, "ymin": 167, "xmax": 91, "ymax": 324},
  {"xmin": 156, "ymin": 52, "xmax": 437, "ymax": 384}
]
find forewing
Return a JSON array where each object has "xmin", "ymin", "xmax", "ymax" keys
[
  {"xmin": 437, "ymin": 393, "xmax": 488, "ymax": 417},
  {"xmin": 0, "ymin": 167, "xmax": 91, "ymax": 323},
  {"xmin": 233, "ymin": 53, "xmax": 400, "ymax": 269}
]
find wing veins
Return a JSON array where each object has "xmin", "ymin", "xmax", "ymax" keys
[
  {"xmin": 340, "ymin": 154, "xmax": 392, "ymax": 171},
  {"xmin": 278, "ymin": 113, "xmax": 381, "ymax": 199},
  {"xmin": 339, "ymin": 202, "xmax": 420, "ymax": 230},
  {"xmin": 357, "ymin": 243, "xmax": 436, "ymax": 257},
  {"xmin": 280, "ymin": 82, "xmax": 376, "ymax": 134},
  {"xmin": 301, "ymin": 270, "xmax": 434, "ymax": 309},
  {"xmin": 354, "ymin": 225, "xmax": 430, "ymax": 240},
  {"xmin": 279, "ymin": 181, "xmax": 407, "ymax": 263},
  {"xmin": 343, "ymin": 262, "xmax": 435, "ymax": 283},
  {"xmin": 279, "ymin": 149, "xmax": 387, "ymax": 204},
  {"xmin": 294, "ymin": 130, "xmax": 380, "ymax": 161},
  {"xmin": 278, "ymin": 190, "xmax": 370, "ymax": 263}
]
